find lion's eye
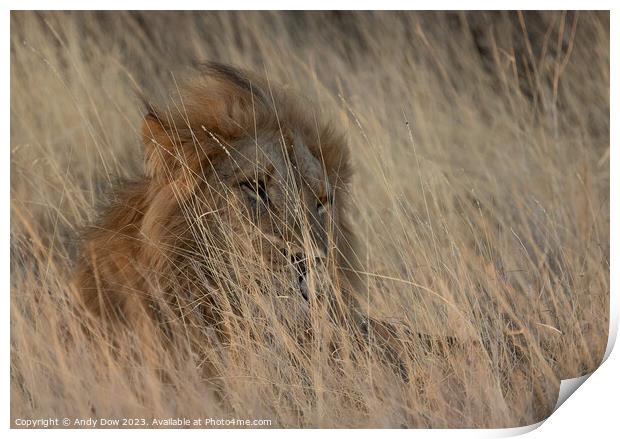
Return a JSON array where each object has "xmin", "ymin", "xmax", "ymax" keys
[
  {"xmin": 240, "ymin": 179, "xmax": 269, "ymax": 205},
  {"xmin": 317, "ymin": 194, "xmax": 331, "ymax": 214}
]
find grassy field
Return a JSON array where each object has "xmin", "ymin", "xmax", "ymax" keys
[{"xmin": 10, "ymin": 11, "xmax": 609, "ymax": 428}]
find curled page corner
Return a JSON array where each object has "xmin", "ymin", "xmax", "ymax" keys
[
  {"xmin": 499, "ymin": 300, "xmax": 617, "ymax": 436},
  {"xmin": 492, "ymin": 374, "xmax": 593, "ymax": 437},
  {"xmin": 494, "ymin": 420, "xmax": 545, "ymax": 437},
  {"xmin": 553, "ymin": 373, "xmax": 593, "ymax": 413},
  {"xmin": 537, "ymin": 301, "xmax": 618, "ymax": 427}
]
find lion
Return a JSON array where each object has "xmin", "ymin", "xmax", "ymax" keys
[
  {"xmin": 71, "ymin": 63, "xmax": 432, "ymax": 384},
  {"xmin": 74, "ymin": 63, "xmax": 372, "ymax": 338},
  {"xmin": 73, "ymin": 64, "xmax": 467, "ymax": 386}
]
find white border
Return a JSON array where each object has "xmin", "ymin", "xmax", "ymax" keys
[{"xmin": 4, "ymin": 3, "xmax": 617, "ymax": 437}]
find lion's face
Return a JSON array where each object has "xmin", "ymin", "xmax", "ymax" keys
[
  {"xmin": 216, "ymin": 134, "xmax": 339, "ymax": 300},
  {"xmin": 141, "ymin": 63, "xmax": 355, "ymax": 303}
]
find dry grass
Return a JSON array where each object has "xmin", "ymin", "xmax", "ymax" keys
[{"xmin": 10, "ymin": 11, "xmax": 609, "ymax": 428}]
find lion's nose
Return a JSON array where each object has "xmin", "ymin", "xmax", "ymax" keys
[
  {"xmin": 291, "ymin": 253, "xmax": 325, "ymax": 300},
  {"xmin": 290, "ymin": 252, "xmax": 309, "ymax": 280}
]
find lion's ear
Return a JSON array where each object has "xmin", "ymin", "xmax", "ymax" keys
[
  {"xmin": 139, "ymin": 63, "xmax": 268, "ymax": 179},
  {"xmin": 141, "ymin": 111, "xmax": 179, "ymax": 180}
]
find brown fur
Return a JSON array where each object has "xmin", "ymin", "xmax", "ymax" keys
[{"xmin": 74, "ymin": 63, "xmax": 366, "ymax": 337}]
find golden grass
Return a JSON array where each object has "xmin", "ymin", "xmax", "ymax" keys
[{"xmin": 10, "ymin": 11, "xmax": 609, "ymax": 428}]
